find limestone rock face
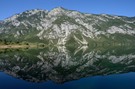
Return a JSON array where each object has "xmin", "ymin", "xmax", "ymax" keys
[{"xmin": 0, "ymin": 7, "xmax": 135, "ymax": 44}]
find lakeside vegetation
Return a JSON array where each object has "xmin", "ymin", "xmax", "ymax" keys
[
  {"xmin": 0, "ymin": 37, "xmax": 135, "ymax": 49},
  {"xmin": 0, "ymin": 39, "xmax": 47, "ymax": 48}
]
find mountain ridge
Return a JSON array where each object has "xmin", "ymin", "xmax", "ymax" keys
[
  {"xmin": 0, "ymin": 7, "xmax": 135, "ymax": 45},
  {"xmin": 3, "ymin": 7, "xmax": 135, "ymax": 21}
]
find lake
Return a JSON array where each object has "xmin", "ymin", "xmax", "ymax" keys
[{"xmin": 0, "ymin": 45, "xmax": 135, "ymax": 89}]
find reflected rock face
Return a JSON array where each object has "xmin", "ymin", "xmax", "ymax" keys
[{"xmin": 0, "ymin": 46, "xmax": 135, "ymax": 83}]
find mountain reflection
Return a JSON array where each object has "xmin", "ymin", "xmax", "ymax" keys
[{"xmin": 0, "ymin": 46, "xmax": 135, "ymax": 83}]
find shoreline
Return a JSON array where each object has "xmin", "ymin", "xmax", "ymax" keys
[{"xmin": 0, "ymin": 45, "xmax": 37, "ymax": 49}]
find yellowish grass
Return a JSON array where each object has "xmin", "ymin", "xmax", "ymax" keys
[{"xmin": 0, "ymin": 45, "xmax": 37, "ymax": 49}]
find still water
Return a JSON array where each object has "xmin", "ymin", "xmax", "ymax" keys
[{"xmin": 0, "ymin": 46, "xmax": 135, "ymax": 89}]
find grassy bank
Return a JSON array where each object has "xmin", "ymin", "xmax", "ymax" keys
[
  {"xmin": 0, "ymin": 44, "xmax": 38, "ymax": 49},
  {"xmin": 0, "ymin": 41, "xmax": 48, "ymax": 49}
]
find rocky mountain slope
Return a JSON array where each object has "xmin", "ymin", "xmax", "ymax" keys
[{"xmin": 0, "ymin": 7, "xmax": 135, "ymax": 45}]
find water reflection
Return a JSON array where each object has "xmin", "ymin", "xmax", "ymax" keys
[{"xmin": 0, "ymin": 46, "xmax": 135, "ymax": 83}]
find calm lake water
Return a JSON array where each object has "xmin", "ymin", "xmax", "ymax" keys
[{"xmin": 0, "ymin": 46, "xmax": 135, "ymax": 89}]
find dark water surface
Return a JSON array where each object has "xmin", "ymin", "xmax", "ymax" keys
[
  {"xmin": 0, "ymin": 72, "xmax": 135, "ymax": 89},
  {"xmin": 0, "ymin": 46, "xmax": 135, "ymax": 89}
]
